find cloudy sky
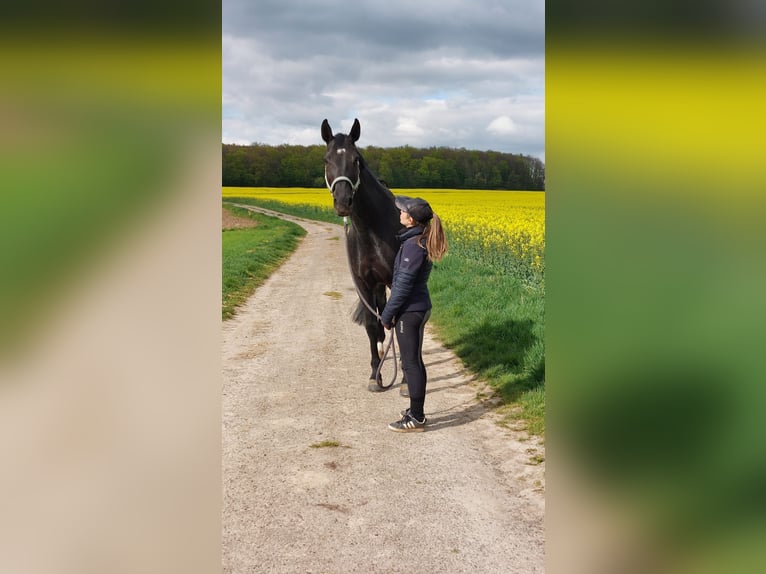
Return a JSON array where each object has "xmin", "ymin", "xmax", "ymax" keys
[{"xmin": 222, "ymin": 0, "xmax": 545, "ymax": 161}]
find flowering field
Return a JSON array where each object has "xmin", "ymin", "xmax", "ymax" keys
[
  {"xmin": 222, "ymin": 187, "xmax": 545, "ymax": 283},
  {"xmin": 403, "ymin": 189, "xmax": 545, "ymax": 282}
]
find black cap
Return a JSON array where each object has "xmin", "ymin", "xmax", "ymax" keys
[{"xmin": 394, "ymin": 195, "xmax": 433, "ymax": 223}]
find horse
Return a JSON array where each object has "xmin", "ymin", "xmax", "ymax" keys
[{"xmin": 321, "ymin": 118, "xmax": 403, "ymax": 391}]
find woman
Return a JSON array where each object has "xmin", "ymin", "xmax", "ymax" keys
[{"xmin": 381, "ymin": 196, "xmax": 448, "ymax": 432}]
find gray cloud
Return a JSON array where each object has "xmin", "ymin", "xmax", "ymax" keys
[{"xmin": 223, "ymin": 0, "xmax": 545, "ymax": 160}]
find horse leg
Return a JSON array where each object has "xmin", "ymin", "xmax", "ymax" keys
[
  {"xmin": 360, "ymin": 283, "xmax": 388, "ymax": 392},
  {"xmin": 364, "ymin": 309, "xmax": 386, "ymax": 392}
]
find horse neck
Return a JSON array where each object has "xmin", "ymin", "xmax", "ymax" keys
[{"xmin": 351, "ymin": 168, "xmax": 399, "ymax": 239}]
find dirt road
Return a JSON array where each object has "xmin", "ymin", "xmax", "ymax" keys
[{"xmin": 222, "ymin": 205, "xmax": 545, "ymax": 573}]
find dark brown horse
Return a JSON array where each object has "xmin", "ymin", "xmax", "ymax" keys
[{"xmin": 321, "ymin": 118, "xmax": 402, "ymax": 391}]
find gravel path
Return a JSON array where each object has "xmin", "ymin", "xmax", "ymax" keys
[{"xmin": 222, "ymin": 205, "xmax": 545, "ymax": 573}]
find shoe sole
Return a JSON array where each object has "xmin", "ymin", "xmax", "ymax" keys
[
  {"xmin": 389, "ymin": 414, "xmax": 428, "ymax": 432},
  {"xmin": 387, "ymin": 424, "xmax": 425, "ymax": 433}
]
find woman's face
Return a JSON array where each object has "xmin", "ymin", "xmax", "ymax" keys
[{"xmin": 400, "ymin": 209, "xmax": 415, "ymax": 227}]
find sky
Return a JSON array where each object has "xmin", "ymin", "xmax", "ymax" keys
[{"xmin": 222, "ymin": 0, "xmax": 545, "ymax": 161}]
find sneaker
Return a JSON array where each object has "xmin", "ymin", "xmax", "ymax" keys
[{"xmin": 388, "ymin": 412, "xmax": 427, "ymax": 433}]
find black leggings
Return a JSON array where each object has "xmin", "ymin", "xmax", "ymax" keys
[{"xmin": 395, "ymin": 310, "xmax": 431, "ymax": 418}]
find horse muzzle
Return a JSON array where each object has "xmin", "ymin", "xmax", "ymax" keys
[
  {"xmin": 331, "ymin": 186, "xmax": 354, "ymax": 216},
  {"xmin": 333, "ymin": 200, "xmax": 352, "ymax": 217}
]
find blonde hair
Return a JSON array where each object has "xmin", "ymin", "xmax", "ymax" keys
[{"xmin": 421, "ymin": 213, "xmax": 448, "ymax": 262}]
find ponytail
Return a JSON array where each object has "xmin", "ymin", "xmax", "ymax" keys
[{"xmin": 423, "ymin": 213, "xmax": 448, "ymax": 262}]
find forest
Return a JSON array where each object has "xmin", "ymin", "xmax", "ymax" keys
[{"xmin": 223, "ymin": 143, "xmax": 545, "ymax": 190}]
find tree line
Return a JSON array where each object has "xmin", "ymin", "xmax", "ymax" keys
[{"xmin": 223, "ymin": 143, "xmax": 545, "ymax": 190}]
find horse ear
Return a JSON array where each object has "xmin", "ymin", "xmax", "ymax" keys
[
  {"xmin": 321, "ymin": 119, "xmax": 333, "ymax": 143},
  {"xmin": 350, "ymin": 118, "xmax": 361, "ymax": 142}
]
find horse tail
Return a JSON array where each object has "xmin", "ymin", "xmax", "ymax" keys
[
  {"xmin": 352, "ymin": 300, "xmax": 377, "ymax": 328},
  {"xmin": 351, "ymin": 300, "xmax": 367, "ymax": 326},
  {"xmin": 352, "ymin": 284, "xmax": 386, "ymax": 329}
]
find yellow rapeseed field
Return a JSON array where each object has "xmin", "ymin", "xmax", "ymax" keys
[
  {"xmin": 223, "ymin": 187, "xmax": 328, "ymax": 206},
  {"xmin": 223, "ymin": 187, "xmax": 545, "ymax": 279},
  {"xmin": 400, "ymin": 189, "xmax": 545, "ymax": 278}
]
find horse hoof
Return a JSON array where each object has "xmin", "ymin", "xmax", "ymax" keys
[
  {"xmin": 377, "ymin": 342, "xmax": 384, "ymax": 359},
  {"xmin": 367, "ymin": 379, "xmax": 387, "ymax": 392}
]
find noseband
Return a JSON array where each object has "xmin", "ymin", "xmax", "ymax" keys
[{"xmin": 325, "ymin": 166, "xmax": 361, "ymax": 196}]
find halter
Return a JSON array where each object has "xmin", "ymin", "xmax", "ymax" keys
[{"xmin": 325, "ymin": 166, "xmax": 361, "ymax": 196}]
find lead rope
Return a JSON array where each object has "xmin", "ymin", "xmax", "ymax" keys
[{"xmin": 343, "ymin": 218, "xmax": 398, "ymax": 389}]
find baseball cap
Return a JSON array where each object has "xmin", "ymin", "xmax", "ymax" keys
[{"xmin": 394, "ymin": 195, "xmax": 434, "ymax": 223}]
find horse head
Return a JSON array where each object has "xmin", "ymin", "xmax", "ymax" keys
[{"xmin": 321, "ymin": 118, "xmax": 362, "ymax": 217}]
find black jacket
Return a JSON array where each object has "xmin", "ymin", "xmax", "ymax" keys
[{"xmin": 380, "ymin": 226, "xmax": 432, "ymax": 326}]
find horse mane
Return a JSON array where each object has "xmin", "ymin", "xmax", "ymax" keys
[{"xmin": 357, "ymin": 152, "xmax": 395, "ymax": 203}]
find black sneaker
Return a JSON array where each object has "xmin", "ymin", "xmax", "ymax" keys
[{"xmin": 388, "ymin": 412, "xmax": 427, "ymax": 433}]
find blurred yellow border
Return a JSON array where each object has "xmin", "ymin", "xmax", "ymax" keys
[
  {"xmin": 547, "ymin": 45, "xmax": 766, "ymax": 191},
  {"xmin": 0, "ymin": 35, "xmax": 220, "ymax": 107}
]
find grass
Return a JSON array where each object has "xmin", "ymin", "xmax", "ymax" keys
[
  {"xmin": 309, "ymin": 440, "xmax": 342, "ymax": 448},
  {"xmin": 509, "ymin": 386, "xmax": 545, "ymax": 436},
  {"xmin": 222, "ymin": 204, "xmax": 306, "ymax": 320},
  {"xmin": 323, "ymin": 291, "xmax": 342, "ymax": 300},
  {"xmin": 428, "ymin": 255, "xmax": 545, "ymax": 435},
  {"xmin": 224, "ymin": 197, "xmax": 340, "ymax": 225}
]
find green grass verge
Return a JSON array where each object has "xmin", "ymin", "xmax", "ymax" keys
[
  {"xmin": 224, "ymin": 197, "xmax": 341, "ymax": 225},
  {"xmin": 222, "ymin": 205, "xmax": 306, "ymax": 320},
  {"xmin": 428, "ymin": 255, "xmax": 545, "ymax": 435}
]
